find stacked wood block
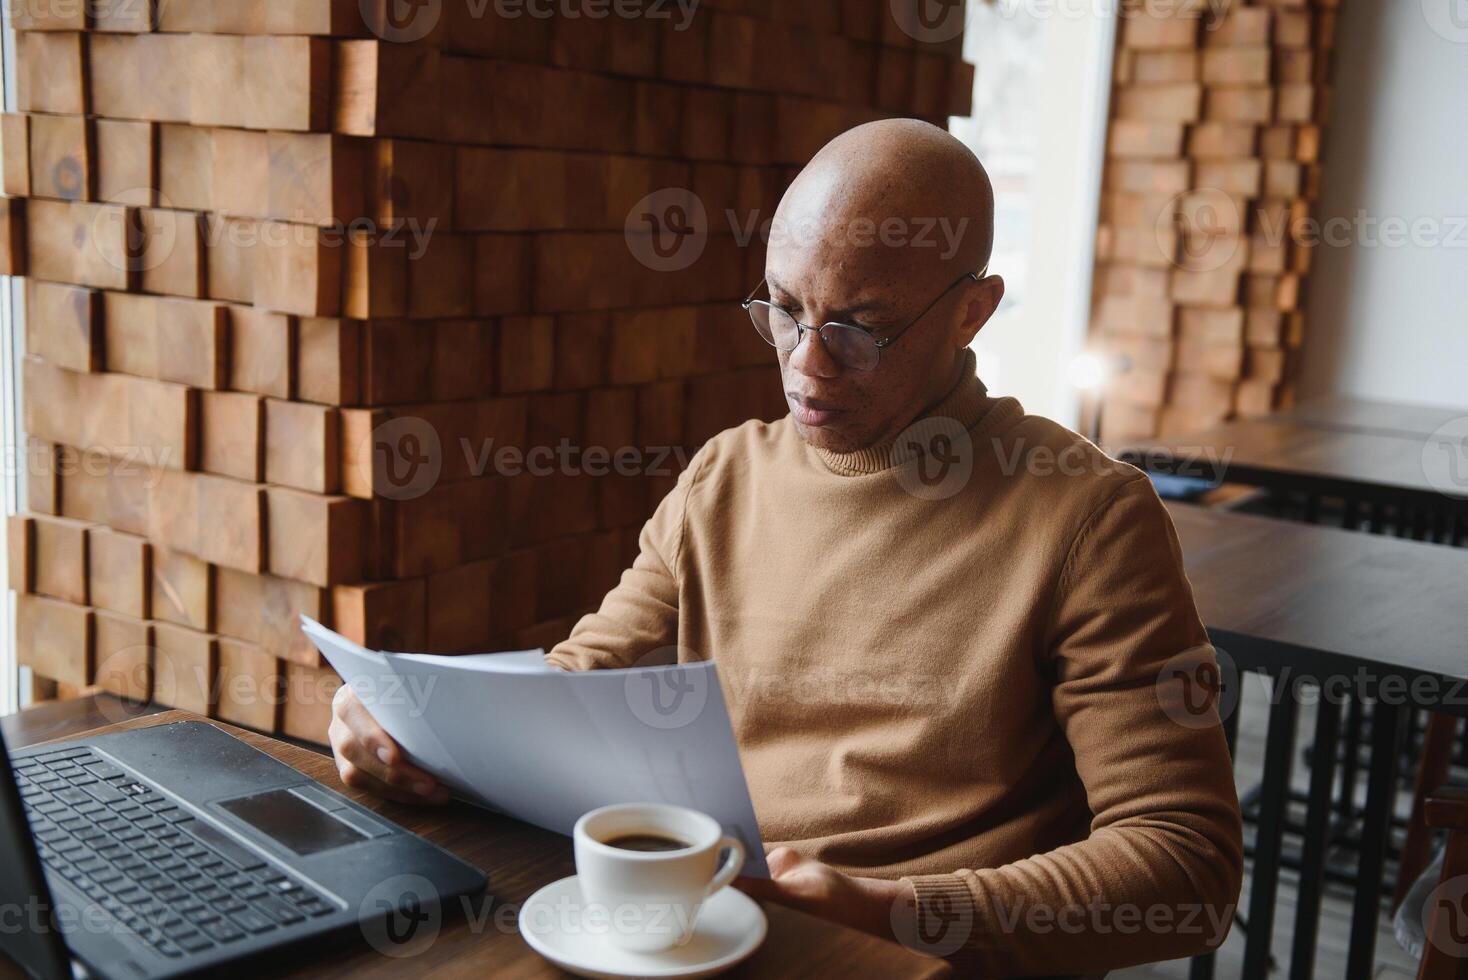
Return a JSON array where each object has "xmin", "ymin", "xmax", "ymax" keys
[
  {"xmin": 4, "ymin": 0, "xmax": 975, "ymax": 740},
  {"xmin": 1091, "ymin": 0, "xmax": 1338, "ymax": 442}
]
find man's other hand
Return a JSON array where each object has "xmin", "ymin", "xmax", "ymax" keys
[
  {"xmin": 735, "ymin": 846, "xmax": 913, "ymax": 942},
  {"xmin": 328, "ymin": 685, "xmax": 451, "ymax": 805}
]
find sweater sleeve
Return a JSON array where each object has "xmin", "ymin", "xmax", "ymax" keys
[
  {"xmin": 901, "ymin": 475, "xmax": 1244, "ymax": 976},
  {"xmin": 542, "ymin": 450, "xmax": 705, "ymax": 671}
]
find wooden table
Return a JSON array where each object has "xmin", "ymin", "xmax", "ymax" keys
[
  {"xmin": 1168, "ymin": 502, "xmax": 1468, "ymax": 980},
  {"xmin": 1170, "ymin": 502, "xmax": 1468, "ymax": 697},
  {"xmin": 1126, "ymin": 418, "xmax": 1460, "ymax": 503},
  {"xmin": 1123, "ymin": 417, "xmax": 1468, "ymax": 541},
  {"xmin": 1, "ymin": 705, "xmax": 951, "ymax": 980},
  {"xmin": 1272, "ymin": 395, "xmax": 1464, "ymax": 441}
]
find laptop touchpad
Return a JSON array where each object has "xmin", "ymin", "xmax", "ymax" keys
[{"xmin": 221, "ymin": 789, "xmax": 368, "ymax": 855}]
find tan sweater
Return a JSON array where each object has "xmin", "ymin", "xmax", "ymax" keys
[{"xmin": 546, "ymin": 349, "xmax": 1243, "ymax": 976}]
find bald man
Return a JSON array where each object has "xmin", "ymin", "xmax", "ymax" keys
[{"xmin": 330, "ymin": 120, "xmax": 1242, "ymax": 977}]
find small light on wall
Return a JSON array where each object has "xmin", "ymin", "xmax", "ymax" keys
[
  {"xmin": 1067, "ymin": 352, "xmax": 1109, "ymax": 392},
  {"xmin": 1068, "ymin": 351, "xmax": 1133, "ymax": 444}
]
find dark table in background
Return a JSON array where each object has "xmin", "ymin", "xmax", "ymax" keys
[
  {"xmin": 1127, "ymin": 417, "xmax": 1457, "ymax": 503},
  {"xmin": 1170, "ymin": 502, "xmax": 1468, "ymax": 693},
  {"xmin": 1124, "ymin": 413, "xmax": 1468, "ymax": 541},
  {"xmin": 1169, "ymin": 502, "xmax": 1468, "ymax": 980},
  {"xmin": 1272, "ymin": 395, "xmax": 1464, "ymax": 441},
  {"xmin": 2, "ymin": 705, "xmax": 951, "ymax": 980}
]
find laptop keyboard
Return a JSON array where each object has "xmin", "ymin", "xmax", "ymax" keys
[{"xmin": 14, "ymin": 746, "xmax": 338, "ymax": 960}]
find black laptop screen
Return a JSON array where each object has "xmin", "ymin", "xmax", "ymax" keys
[
  {"xmin": 220, "ymin": 789, "xmax": 367, "ymax": 856},
  {"xmin": 0, "ymin": 732, "xmax": 73, "ymax": 980}
]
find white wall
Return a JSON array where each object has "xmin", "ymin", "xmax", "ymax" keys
[{"xmin": 1300, "ymin": 2, "xmax": 1468, "ymax": 410}]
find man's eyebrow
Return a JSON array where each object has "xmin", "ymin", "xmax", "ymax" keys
[
  {"xmin": 765, "ymin": 275, "xmax": 796, "ymax": 302},
  {"xmin": 765, "ymin": 276, "xmax": 892, "ymax": 320}
]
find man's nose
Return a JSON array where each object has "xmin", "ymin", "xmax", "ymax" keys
[{"xmin": 788, "ymin": 326, "xmax": 842, "ymax": 378}]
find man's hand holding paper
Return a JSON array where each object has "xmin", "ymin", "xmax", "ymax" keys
[{"xmin": 307, "ymin": 617, "xmax": 769, "ymax": 878}]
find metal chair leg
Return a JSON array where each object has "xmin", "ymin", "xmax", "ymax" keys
[
  {"xmin": 1289, "ymin": 698, "xmax": 1342, "ymax": 980},
  {"xmin": 1243, "ymin": 679, "xmax": 1299, "ymax": 980},
  {"xmin": 1345, "ymin": 702, "xmax": 1407, "ymax": 980}
]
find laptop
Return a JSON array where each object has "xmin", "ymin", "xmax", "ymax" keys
[{"xmin": 1, "ymin": 719, "xmax": 487, "ymax": 979}]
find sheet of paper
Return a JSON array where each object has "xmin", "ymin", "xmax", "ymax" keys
[
  {"xmin": 393, "ymin": 649, "xmax": 556, "ymax": 673},
  {"xmin": 300, "ymin": 620, "xmax": 474, "ymax": 795},
  {"xmin": 303, "ymin": 618, "xmax": 769, "ymax": 877}
]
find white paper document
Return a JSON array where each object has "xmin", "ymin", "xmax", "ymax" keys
[{"xmin": 301, "ymin": 617, "xmax": 769, "ymax": 877}]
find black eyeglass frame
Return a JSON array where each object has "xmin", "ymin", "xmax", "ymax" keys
[{"xmin": 739, "ymin": 267, "xmax": 987, "ymax": 369}]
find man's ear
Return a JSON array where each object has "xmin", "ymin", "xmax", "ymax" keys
[{"xmin": 956, "ymin": 275, "xmax": 1005, "ymax": 346}]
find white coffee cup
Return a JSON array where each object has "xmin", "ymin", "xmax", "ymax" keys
[{"xmin": 572, "ymin": 802, "xmax": 745, "ymax": 953}]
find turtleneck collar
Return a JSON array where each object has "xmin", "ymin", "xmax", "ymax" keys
[{"xmin": 809, "ymin": 348, "xmax": 1010, "ymax": 476}]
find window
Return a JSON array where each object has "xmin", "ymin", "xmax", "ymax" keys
[
  {"xmin": 950, "ymin": 3, "xmax": 1039, "ymax": 318},
  {"xmin": 2, "ymin": 14, "xmax": 21, "ymax": 713},
  {"xmin": 950, "ymin": 1, "xmax": 1116, "ymax": 426}
]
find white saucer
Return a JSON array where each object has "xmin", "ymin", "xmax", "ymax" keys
[{"xmin": 518, "ymin": 874, "xmax": 768, "ymax": 979}]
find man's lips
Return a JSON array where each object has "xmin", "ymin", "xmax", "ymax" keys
[{"xmin": 788, "ymin": 393, "xmax": 846, "ymax": 427}]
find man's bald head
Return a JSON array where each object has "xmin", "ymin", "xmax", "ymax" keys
[
  {"xmin": 772, "ymin": 119, "xmax": 995, "ymax": 284},
  {"xmin": 760, "ymin": 119, "xmax": 1004, "ymax": 454}
]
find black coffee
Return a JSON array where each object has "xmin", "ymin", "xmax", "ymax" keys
[{"xmin": 603, "ymin": 833, "xmax": 690, "ymax": 852}]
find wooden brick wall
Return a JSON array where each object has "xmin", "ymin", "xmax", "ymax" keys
[
  {"xmin": 3, "ymin": 0, "xmax": 974, "ymax": 741},
  {"xmin": 1090, "ymin": 0, "xmax": 1339, "ymax": 442}
]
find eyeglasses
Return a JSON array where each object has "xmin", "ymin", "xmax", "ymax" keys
[{"xmin": 740, "ymin": 268, "xmax": 986, "ymax": 372}]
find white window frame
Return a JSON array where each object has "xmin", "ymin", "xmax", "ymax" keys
[{"xmin": 1, "ymin": 6, "xmax": 22, "ymax": 713}]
